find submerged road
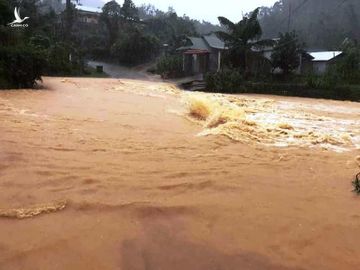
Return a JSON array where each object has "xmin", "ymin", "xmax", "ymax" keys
[{"xmin": 87, "ymin": 60, "xmax": 159, "ymax": 80}]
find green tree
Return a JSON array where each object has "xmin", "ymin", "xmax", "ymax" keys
[
  {"xmin": 156, "ymin": 55, "xmax": 183, "ymax": 78},
  {"xmin": 101, "ymin": 0, "xmax": 122, "ymax": 47},
  {"xmin": 0, "ymin": 45, "xmax": 45, "ymax": 88},
  {"xmin": 0, "ymin": 0, "xmax": 12, "ymax": 25},
  {"xmin": 121, "ymin": 0, "xmax": 139, "ymax": 22},
  {"xmin": 0, "ymin": 0, "xmax": 13, "ymax": 46},
  {"xmin": 143, "ymin": 11, "xmax": 197, "ymax": 53},
  {"xmin": 216, "ymin": 8, "xmax": 274, "ymax": 73},
  {"xmin": 64, "ymin": 0, "xmax": 79, "ymax": 41},
  {"xmin": 111, "ymin": 30, "xmax": 160, "ymax": 65},
  {"xmin": 337, "ymin": 39, "xmax": 360, "ymax": 83},
  {"xmin": 271, "ymin": 31, "xmax": 303, "ymax": 75}
]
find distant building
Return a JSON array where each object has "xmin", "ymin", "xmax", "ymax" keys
[
  {"xmin": 39, "ymin": 1, "xmax": 103, "ymax": 23},
  {"xmin": 75, "ymin": 4, "xmax": 102, "ymax": 24},
  {"xmin": 309, "ymin": 51, "xmax": 343, "ymax": 74},
  {"xmin": 252, "ymin": 39, "xmax": 314, "ymax": 75},
  {"xmin": 177, "ymin": 34, "xmax": 226, "ymax": 76},
  {"xmin": 256, "ymin": 47, "xmax": 343, "ymax": 75},
  {"xmin": 177, "ymin": 36, "xmax": 343, "ymax": 77}
]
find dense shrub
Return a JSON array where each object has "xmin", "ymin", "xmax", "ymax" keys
[
  {"xmin": 46, "ymin": 42, "xmax": 84, "ymax": 76},
  {"xmin": 156, "ymin": 55, "xmax": 183, "ymax": 78},
  {"xmin": 337, "ymin": 41, "xmax": 360, "ymax": 84},
  {"xmin": 302, "ymin": 68, "xmax": 360, "ymax": 100},
  {"xmin": 0, "ymin": 0, "xmax": 12, "ymax": 26},
  {"xmin": 0, "ymin": 41, "xmax": 86, "ymax": 89},
  {"xmin": 305, "ymin": 69, "xmax": 340, "ymax": 90},
  {"xmin": 205, "ymin": 70, "xmax": 244, "ymax": 93},
  {"xmin": 201, "ymin": 69, "xmax": 359, "ymax": 101},
  {"xmin": 0, "ymin": 46, "xmax": 45, "ymax": 89},
  {"xmin": 29, "ymin": 35, "xmax": 51, "ymax": 50}
]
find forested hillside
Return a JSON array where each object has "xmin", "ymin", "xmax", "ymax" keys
[
  {"xmin": 137, "ymin": 4, "xmax": 223, "ymax": 36},
  {"xmin": 259, "ymin": 0, "xmax": 360, "ymax": 49}
]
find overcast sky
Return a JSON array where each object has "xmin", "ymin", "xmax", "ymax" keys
[{"xmin": 81, "ymin": 0, "xmax": 277, "ymax": 24}]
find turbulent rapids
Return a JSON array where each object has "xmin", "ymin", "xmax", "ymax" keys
[
  {"xmin": 184, "ymin": 93, "xmax": 360, "ymax": 151},
  {"xmin": 108, "ymin": 80, "xmax": 360, "ymax": 152}
]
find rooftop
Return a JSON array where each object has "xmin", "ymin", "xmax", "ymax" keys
[
  {"xmin": 177, "ymin": 37, "xmax": 210, "ymax": 51},
  {"xmin": 309, "ymin": 51, "xmax": 343, "ymax": 62},
  {"xmin": 75, "ymin": 4, "xmax": 102, "ymax": 13},
  {"xmin": 203, "ymin": 34, "xmax": 225, "ymax": 49},
  {"xmin": 177, "ymin": 35, "xmax": 225, "ymax": 52}
]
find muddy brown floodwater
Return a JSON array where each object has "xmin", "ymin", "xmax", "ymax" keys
[{"xmin": 0, "ymin": 77, "xmax": 360, "ymax": 270}]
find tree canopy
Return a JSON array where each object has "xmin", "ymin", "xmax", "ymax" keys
[
  {"xmin": 216, "ymin": 8, "xmax": 274, "ymax": 73},
  {"xmin": 271, "ymin": 31, "xmax": 303, "ymax": 74}
]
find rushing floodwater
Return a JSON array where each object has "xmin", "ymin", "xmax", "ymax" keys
[{"xmin": 0, "ymin": 77, "xmax": 359, "ymax": 270}]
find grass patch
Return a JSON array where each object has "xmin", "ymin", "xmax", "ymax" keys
[{"xmin": 352, "ymin": 173, "xmax": 360, "ymax": 194}]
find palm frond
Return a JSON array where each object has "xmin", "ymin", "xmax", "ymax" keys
[
  {"xmin": 252, "ymin": 39, "xmax": 276, "ymax": 48},
  {"xmin": 239, "ymin": 8, "xmax": 263, "ymax": 42},
  {"xmin": 249, "ymin": 8, "xmax": 260, "ymax": 21},
  {"xmin": 217, "ymin": 16, "xmax": 235, "ymax": 31}
]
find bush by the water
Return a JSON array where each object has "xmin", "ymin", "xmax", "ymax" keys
[
  {"xmin": 305, "ymin": 68, "xmax": 341, "ymax": 90},
  {"xmin": 46, "ymin": 42, "xmax": 84, "ymax": 76},
  {"xmin": 205, "ymin": 70, "xmax": 244, "ymax": 93},
  {"xmin": 302, "ymin": 68, "xmax": 360, "ymax": 101},
  {"xmin": 0, "ymin": 46, "xmax": 45, "ymax": 89},
  {"xmin": 156, "ymin": 55, "xmax": 183, "ymax": 78},
  {"xmin": 203, "ymin": 70, "xmax": 359, "ymax": 101}
]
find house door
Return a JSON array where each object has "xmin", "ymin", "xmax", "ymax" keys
[{"xmin": 198, "ymin": 54, "xmax": 209, "ymax": 73}]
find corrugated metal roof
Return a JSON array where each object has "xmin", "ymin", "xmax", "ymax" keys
[
  {"xmin": 177, "ymin": 37, "xmax": 210, "ymax": 51},
  {"xmin": 75, "ymin": 5, "xmax": 101, "ymax": 13},
  {"xmin": 188, "ymin": 37, "xmax": 210, "ymax": 50},
  {"xmin": 309, "ymin": 51, "xmax": 343, "ymax": 62},
  {"xmin": 177, "ymin": 35, "xmax": 225, "ymax": 52},
  {"xmin": 203, "ymin": 34, "xmax": 225, "ymax": 49}
]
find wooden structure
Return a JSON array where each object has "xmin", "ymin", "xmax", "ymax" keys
[{"xmin": 177, "ymin": 35, "xmax": 226, "ymax": 76}]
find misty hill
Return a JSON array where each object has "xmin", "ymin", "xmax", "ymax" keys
[{"xmin": 259, "ymin": 0, "xmax": 360, "ymax": 49}]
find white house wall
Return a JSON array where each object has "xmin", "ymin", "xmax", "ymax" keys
[{"xmin": 313, "ymin": 62, "xmax": 328, "ymax": 74}]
